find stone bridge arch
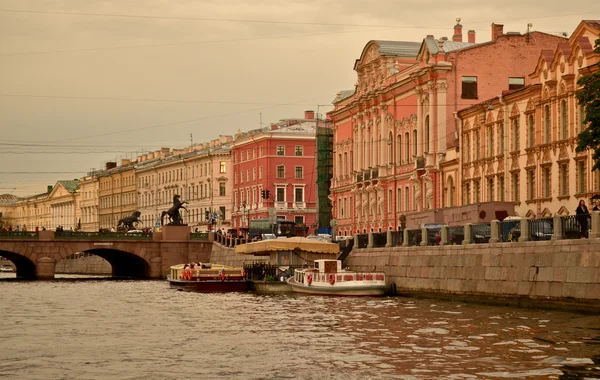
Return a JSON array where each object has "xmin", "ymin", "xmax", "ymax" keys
[{"xmin": 0, "ymin": 240, "xmax": 162, "ymax": 280}]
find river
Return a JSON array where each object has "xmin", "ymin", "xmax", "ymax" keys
[{"xmin": 0, "ymin": 273, "xmax": 598, "ymax": 379}]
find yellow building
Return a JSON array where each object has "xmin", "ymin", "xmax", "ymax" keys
[
  {"xmin": 456, "ymin": 20, "xmax": 600, "ymax": 217},
  {"xmin": 79, "ymin": 173, "xmax": 101, "ymax": 232},
  {"xmin": 98, "ymin": 160, "xmax": 137, "ymax": 230},
  {"xmin": 0, "ymin": 194, "xmax": 18, "ymax": 229}
]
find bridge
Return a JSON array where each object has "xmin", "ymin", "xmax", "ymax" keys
[{"xmin": 0, "ymin": 227, "xmax": 212, "ymax": 280}]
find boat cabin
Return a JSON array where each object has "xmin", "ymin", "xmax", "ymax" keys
[{"xmin": 313, "ymin": 259, "xmax": 342, "ymax": 273}]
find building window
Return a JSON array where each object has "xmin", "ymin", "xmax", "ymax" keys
[
  {"xmin": 542, "ymin": 166, "xmax": 551, "ymax": 198},
  {"xmin": 527, "ymin": 170, "xmax": 535, "ymax": 200},
  {"xmin": 295, "ymin": 166, "xmax": 303, "ymax": 179},
  {"xmin": 253, "ymin": 148, "xmax": 256, "ymax": 158},
  {"xmin": 579, "ymin": 105, "xmax": 586, "ymax": 133},
  {"xmin": 259, "ymin": 166, "xmax": 263, "ymax": 179},
  {"xmin": 544, "ymin": 105, "xmax": 551, "ymax": 144},
  {"xmin": 252, "ymin": 168, "xmax": 256, "ymax": 181},
  {"xmin": 447, "ymin": 176, "xmax": 455, "ymax": 207},
  {"xmin": 512, "ymin": 118, "xmax": 521, "ymax": 152},
  {"xmin": 295, "ymin": 146, "xmax": 303, "ymax": 156},
  {"xmin": 294, "ymin": 187, "xmax": 303, "ymax": 202},
  {"xmin": 560, "ymin": 163, "xmax": 568, "ymax": 196},
  {"xmin": 277, "ymin": 165, "xmax": 285, "ymax": 178},
  {"xmin": 412, "ymin": 130, "xmax": 417, "ymax": 156},
  {"xmin": 474, "ymin": 180, "xmax": 480, "ymax": 203},
  {"xmin": 461, "ymin": 76, "xmax": 478, "ymax": 99},
  {"xmin": 404, "ymin": 186, "xmax": 409, "ymax": 211},
  {"xmin": 259, "ymin": 147, "xmax": 263, "ymax": 157},
  {"xmin": 396, "ymin": 135, "xmax": 402, "ymax": 163},
  {"xmin": 397, "ymin": 188, "xmax": 402, "ymax": 211},
  {"xmin": 464, "ymin": 183, "xmax": 471, "ymax": 205},
  {"xmin": 276, "ymin": 146, "xmax": 285, "ymax": 156},
  {"xmin": 404, "ymin": 132, "xmax": 410, "ymax": 161},
  {"xmin": 561, "ymin": 99, "xmax": 568, "ymax": 140},
  {"xmin": 424, "ymin": 116, "xmax": 430, "ymax": 153},
  {"xmin": 498, "ymin": 175, "xmax": 505, "ymax": 201},
  {"xmin": 219, "ymin": 161, "xmax": 226, "ymax": 173},
  {"xmin": 512, "ymin": 172, "xmax": 520, "ymax": 202},
  {"xmin": 388, "ymin": 189, "xmax": 392, "ymax": 212},
  {"xmin": 487, "ymin": 125, "xmax": 494, "ymax": 157},
  {"xmin": 508, "ymin": 77, "xmax": 525, "ymax": 90},
  {"xmin": 487, "ymin": 177, "xmax": 494, "ymax": 201},
  {"xmin": 464, "ymin": 133, "xmax": 470, "ymax": 162},
  {"xmin": 475, "ymin": 129, "xmax": 480, "ymax": 160},
  {"xmin": 498, "ymin": 122, "xmax": 504, "ymax": 155},
  {"xmin": 577, "ymin": 161, "xmax": 586, "ymax": 194},
  {"xmin": 219, "ymin": 182, "xmax": 226, "ymax": 197},
  {"xmin": 276, "ymin": 187, "xmax": 285, "ymax": 202},
  {"xmin": 219, "ymin": 206, "xmax": 226, "ymax": 221},
  {"xmin": 528, "ymin": 114, "xmax": 535, "ymax": 148},
  {"xmin": 294, "ymin": 215, "xmax": 304, "ymax": 225},
  {"xmin": 241, "ymin": 152, "xmax": 244, "ymax": 161}
]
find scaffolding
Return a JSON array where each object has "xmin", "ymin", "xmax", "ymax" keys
[{"xmin": 316, "ymin": 124, "xmax": 333, "ymax": 232}]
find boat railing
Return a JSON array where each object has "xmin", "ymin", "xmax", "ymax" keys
[{"xmin": 303, "ymin": 271, "xmax": 385, "ymax": 283}]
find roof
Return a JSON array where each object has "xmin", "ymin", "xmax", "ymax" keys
[
  {"xmin": 235, "ymin": 236, "xmax": 340, "ymax": 255},
  {"xmin": 373, "ymin": 40, "xmax": 422, "ymax": 57},
  {"xmin": 0, "ymin": 194, "xmax": 18, "ymax": 206},
  {"xmin": 57, "ymin": 180, "xmax": 80, "ymax": 193},
  {"xmin": 332, "ymin": 90, "xmax": 355, "ymax": 104},
  {"xmin": 423, "ymin": 38, "xmax": 477, "ymax": 55},
  {"xmin": 583, "ymin": 20, "xmax": 600, "ymax": 30}
]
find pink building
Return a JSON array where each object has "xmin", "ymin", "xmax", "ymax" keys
[
  {"xmin": 231, "ymin": 111, "xmax": 326, "ymax": 232},
  {"xmin": 329, "ymin": 21, "xmax": 567, "ymax": 235}
]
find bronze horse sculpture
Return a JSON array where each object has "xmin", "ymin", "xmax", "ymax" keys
[
  {"xmin": 116, "ymin": 211, "xmax": 143, "ymax": 231},
  {"xmin": 161, "ymin": 194, "xmax": 188, "ymax": 226}
]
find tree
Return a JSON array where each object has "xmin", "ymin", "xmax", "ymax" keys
[{"xmin": 576, "ymin": 34, "xmax": 600, "ymax": 170}]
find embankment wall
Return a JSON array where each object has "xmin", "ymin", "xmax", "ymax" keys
[{"xmin": 346, "ymin": 238, "xmax": 599, "ymax": 311}]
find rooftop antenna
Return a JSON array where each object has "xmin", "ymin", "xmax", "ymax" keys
[
  {"xmin": 190, "ymin": 133, "xmax": 193, "ymax": 149},
  {"xmin": 260, "ymin": 113, "xmax": 263, "ymax": 128},
  {"xmin": 526, "ymin": 23, "xmax": 533, "ymax": 42}
]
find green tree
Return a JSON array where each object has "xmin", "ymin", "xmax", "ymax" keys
[{"xmin": 576, "ymin": 34, "xmax": 600, "ymax": 170}]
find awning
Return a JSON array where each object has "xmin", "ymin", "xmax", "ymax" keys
[{"xmin": 235, "ymin": 237, "xmax": 340, "ymax": 255}]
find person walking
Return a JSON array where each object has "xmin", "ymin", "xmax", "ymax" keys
[{"xmin": 576, "ymin": 200, "xmax": 590, "ymax": 238}]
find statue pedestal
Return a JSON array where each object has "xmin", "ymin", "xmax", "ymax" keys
[{"xmin": 162, "ymin": 225, "xmax": 190, "ymax": 241}]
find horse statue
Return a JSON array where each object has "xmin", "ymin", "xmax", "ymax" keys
[
  {"xmin": 116, "ymin": 211, "xmax": 143, "ymax": 231},
  {"xmin": 161, "ymin": 194, "xmax": 188, "ymax": 226}
]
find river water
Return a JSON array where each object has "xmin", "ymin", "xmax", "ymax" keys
[{"xmin": 0, "ymin": 273, "xmax": 599, "ymax": 380}]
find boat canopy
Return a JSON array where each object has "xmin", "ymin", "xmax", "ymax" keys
[{"xmin": 235, "ymin": 236, "xmax": 340, "ymax": 255}]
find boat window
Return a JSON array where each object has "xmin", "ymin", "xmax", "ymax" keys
[{"xmin": 314, "ymin": 262, "xmax": 319, "ymax": 269}]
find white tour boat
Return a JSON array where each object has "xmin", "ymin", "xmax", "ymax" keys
[{"xmin": 287, "ymin": 259, "xmax": 386, "ymax": 296}]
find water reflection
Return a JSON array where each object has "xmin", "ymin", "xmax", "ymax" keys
[{"xmin": 0, "ymin": 276, "xmax": 598, "ymax": 379}]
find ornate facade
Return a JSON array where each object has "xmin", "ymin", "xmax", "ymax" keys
[
  {"xmin": 330, "ymin": 22, "xmax": 568, "ymax": 235},
  {"xmin": 79, "ymin": 173, "xmax": 100, "ymax": 232},
  {"xmin": 456, "ymin": 20, "xmax": 600, "ymax": 217},
  {"xmin": 98, "ymin": 160, "xmax": 136, "ymax": 230}
]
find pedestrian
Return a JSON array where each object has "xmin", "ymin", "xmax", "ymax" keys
[
  {"xmin": 576, "ymin": 199, "xmax": 589, "ymax": 239},
  {"xmin": 593, "ymin": 200, "xmax": 599, "ymax": 212}
]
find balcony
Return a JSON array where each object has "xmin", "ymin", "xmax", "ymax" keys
[
  {"xmin": 371, "ymin": 168, "xmax": 378, "ymax": 179},
  {"xmin": 356, "ymin": 173, "xmax": 363, "ymax": 183},
  {"xmin": 414, "ymin": 156, "xmax": 425, "ymax": 170},
  {"xmin": 363, "ymin": 170, "xmax": 371, "ymax": 181}
]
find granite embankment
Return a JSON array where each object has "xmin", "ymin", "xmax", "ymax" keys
[{"xmin": 346, "ymin": 238, "xmax": 600, "ymax": 312}]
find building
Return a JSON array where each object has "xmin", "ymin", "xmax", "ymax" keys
[
  {"xmin": 98, "ymin": 160, "xmax": 136, "ymax": 230},
  {"xmin": 135, "ymin": 137, "xmax": 233, "ymax": 231},
  {"xmin": 48, "ymin": 180, "xmax": 81, "ymax": 230},
  {"xmin": 0, "ymin": 194, "xmax": 19, "ymax": 229},
  {"xmin": 457, "ymin": 20, "xmax": 600, "ymax": 217},
  {"xmin": 329, "ymin": 21, "xmax": 567, "ymax": 234},
  {"xmin": 79, "ymin": 172, "xmax": 101, "ymax": 232},
  {"xmin": 231, "ymin": 111, "xmax": 325, "ymax": 232}
]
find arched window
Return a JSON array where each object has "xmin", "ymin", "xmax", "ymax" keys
[
  {"xmin": 560, "ymin": 99, "xmax": 567, "ymax": 140},
  {"xmin": 447, "ymin": 176, "xmax": 454, "ymax": 207},
  {"xmin": 544, "ymin": 104, "xmax": 551, "ymax": 143},
  {"xmin": 404, "ymin": 132, "xmax": 410, "ymax": 161},
  {"xmin": 397, "ymin": 134, "xmax": 402, "ymax": 164},
  {"xmin": 343, "ymin": 152, "xmax": 348, "ymax": 176},
  {"xmin": 412, "ymin": 130, "xmax": 417, "ymax": 156},
  {"xmin": 528, "ymin": 114, "xmax": 535, "ymax": 148}
]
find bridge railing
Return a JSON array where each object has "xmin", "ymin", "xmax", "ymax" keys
[
  {"xmin": 0, "ymin": 231, "xmax": 39, "ymax": 239},
  {"xmin": 190, "ymin": 232, "xmax": 209, "ymax": 241},
  {"xmin": 54, "ymin": 231, "xmax": 153, "ymax": 240}
]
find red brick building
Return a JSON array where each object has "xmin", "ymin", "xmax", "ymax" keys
[{"xmin": 231, "ymin": 111, "xmax": 328, "ymax": 232}]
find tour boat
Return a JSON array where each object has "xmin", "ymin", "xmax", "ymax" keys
[
  {"xmin": 287, "ymin": 259, "xmax": 386, "ymax": 296},
  {"xmin": 167, "ymin": 263, "xmax": 248, "ymax": 292}
]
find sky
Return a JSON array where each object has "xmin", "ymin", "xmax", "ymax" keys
[{"xmin": 0, "ymin": 0, "xmax": 596, "ymax": 196}]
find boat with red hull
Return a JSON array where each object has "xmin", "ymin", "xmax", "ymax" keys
[{"xmin": 168, "ymin": 263, "xmax": 248, "ymax": 292}]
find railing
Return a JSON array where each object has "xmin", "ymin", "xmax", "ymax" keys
[
  {"xmin": 312, "ymin": 272, "xmax": 385, "ymax": 283},
  {"xmin": 372, "ymin": 232, "xmax": 387, "ymax": 248},
  {"xmin": 190, "ymin": 232, "xmax": 209, "ymax": 241},
  {"xmin": 530, "ymin": 218, "xmax": 554, "ymax": 241},
  {"xmin": 472, "ymin": 223, "xmax": 491, "ymax": 244},
  {"xmin": 407, "ymin": 229, "xmax": 421, "ymax": 246},
  {"xmin": 54, "ymin": 231, "xmax": 153, "ymax": 240},
  {"xmin": 561, "ymin": 215, "xmax": 589, "ymax": 239},
  {"xmin": 0, "ymin": 231, "xmax": 39, "ymax": 239},
  {"xmin": 390, "ymin": 231, "xmax": 403, "ymax": 247},
  {"xmin": 448, "ymin": 226, "xmax": 464, "ymax": 245},
  {"xmin": 499, "ymin": 220, "xmax": 520, "ymax": 242}
]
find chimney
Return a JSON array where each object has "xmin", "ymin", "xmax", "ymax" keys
[
  {"xmin": 452, "ymin": 18, "xmax": 463, "ymax": 42},
  {"xmin": 47, "ymin": 185, "xmax": 53, "ymax": 194},
  {"xmin": 121, "ymin": 159, "xmax": 131, "ymax": 166},
  {"xmin": 270, "ymin": 124, "xmax": 278, "ymax": 131},
  {"xmin": 491, "ymin": 23, "xmax": 504, "ymax": 41},
  {"xmin": 160, "ymin": 147, "xmax": 170, "ymax": 156},
  {"xmin": 438, "ymin": 38, "xmax": 446, "ymax": 51},
  {"xmin": 105, "ymin": 161, "xmax": 117, "ymax": 170},
  {"xmin": 304, "ymin": 110, "xmax": 315, "ymax": 120},
  {"xmin": 468, "ymin": 30, "xmax": 476, "ymax": 43}
]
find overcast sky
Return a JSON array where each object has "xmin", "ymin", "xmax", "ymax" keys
[{"xmin": 0, "ymin": 0, "xmax": 596, "ymax": 196}]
